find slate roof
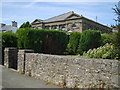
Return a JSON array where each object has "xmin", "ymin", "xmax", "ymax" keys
[
  {"xmin": 43, "ymin": 11, "xmax": 81, "ymax": 23},
  {"xmin": 0, "ymin": 25, "xmax": 18, "ymax": 33}
]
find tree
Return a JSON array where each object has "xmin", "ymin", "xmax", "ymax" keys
[
  {"xmin": 19, "ymin": 21, "xmax": 32, "ymax": 28},
  {"xmin": 113, "ymin": 1, "xmax": 120, "ymax": 26},
  {"xmin": 113, "ymin": 1, "xmax": 120, "ymax": 59}
]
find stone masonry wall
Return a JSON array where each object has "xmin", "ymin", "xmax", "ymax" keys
[
  {"xmin": 22, "ymin": 53, "xmax": 120, "ymax": 88},
  {"xmin": 17, "ymin": 50, "xmax": 34, "ymax": 74}
]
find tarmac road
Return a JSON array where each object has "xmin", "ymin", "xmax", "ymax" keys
[{"xmin": 0, "ymin": 65, "xmax": 60, "ymax": 89}]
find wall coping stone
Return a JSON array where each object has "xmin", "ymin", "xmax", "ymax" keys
[
  {"xmin": 19, "ymin": 49, "xmax": 34, "ymax": 53},
  {"xmin": 26, "ymin": 53, "xmax": 119, "ymax": 61},
  {"xmin": 4, "ymin": 47, "xmax": 17, "ymax": 51}
]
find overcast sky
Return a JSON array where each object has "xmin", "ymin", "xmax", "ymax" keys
[{"xmin": 1, "ymin": 1, "xmax": 119, "ymax": 27}]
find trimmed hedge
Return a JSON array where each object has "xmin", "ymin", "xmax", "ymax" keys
[
  {"xmin": 66, "ymin": 32, "xmax": 81, "ymax": 54},
  {"xmin": 78, "ymin": 30, "xmax": 101, "ymax": 54},
  {"xmin": 113, "ymin": 25, "xmax": 120, "ymax": 59},
  {"xmin": 101, "ymin": 34, "xmax": 113, "ymax": 46},
  {"xmin": 2, "ymin": 31, "xmax": 17, "ymax": 48},
  {"xmin": 16, "ymin": 28, "xmax": 68, "ymax": 54}
]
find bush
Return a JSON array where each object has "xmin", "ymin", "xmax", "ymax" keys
[
  {"xmin": 101, "ymin": 34, "xmax": 113, "ymax": 46},
  {"xmin": 66, "ymin": 32, "xmax": 81, "ymax": 54},
  {"xmin": 16, "ymin": 28, "xmax": 68, "ymax": 54},
  {"xmin": 83, "ymin": 43, "xmax": 119, "ymax": 59},
  {"xmin": 78, "ymin": 30, "xmax": 101, "ymax": 54},
  {"xmin": 2, "ymin": 31, "xmax": 17, "ymax": 48},
  {"xmin": 113, "ymin": 25, "xmax": 120, "ymax": 58}
]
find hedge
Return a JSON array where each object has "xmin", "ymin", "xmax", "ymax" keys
[
  {"xmin": 113, "ymin": 25, "xmax": 120, "ymax": 58},
  {"xmin": 78, "ymin": 30, "xmax": 101, "ymax": 54},
  {"xmin": 66, "ymin": 32, "xmax": 81, "ymax": 54},
  {"xmin": 16, "ymin": 28, "xmax": 68, "ymax": 54},
  {"xmin": 2, "ymin": 31, "xmax": 17, "ymax": 48},
  {"xmin": 101, "ymin": 34, "xmax": 113, "ymax": 46}
]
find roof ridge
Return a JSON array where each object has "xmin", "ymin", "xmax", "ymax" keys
[{"xmin": 44, "ymin": 11, "xmax": 74, "ymax": 21}]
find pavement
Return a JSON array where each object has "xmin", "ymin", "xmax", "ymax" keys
[{"xmin": 0, "ymin": 65, "xmax": 60, "ymax": 89}]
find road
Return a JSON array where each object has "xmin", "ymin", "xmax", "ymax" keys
[{"xmin": 0, "ymin": 65, "xmax": 60, "ymax": 89}]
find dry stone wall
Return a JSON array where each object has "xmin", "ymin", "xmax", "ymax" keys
[{"xmin": 23, "ymin": 53, "xmax": 120, "ymax": 88}]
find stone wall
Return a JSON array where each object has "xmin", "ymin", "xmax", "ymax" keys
[
  {"xmin": 21, "ymin": 53, "xmax": 119, "ymax": 88},
  {"xmin": 17, "ymin": 49, "xmax": 34, "ymax": 74},
  {"xmin": 4, "ymin": 48, "xmax": 120, "ymax": 88}
]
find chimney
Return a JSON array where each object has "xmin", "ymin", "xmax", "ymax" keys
[{"xmin": 12, "ymin": 21, "xmax": 17, "ymax": 27}]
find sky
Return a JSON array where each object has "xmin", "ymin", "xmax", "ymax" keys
[{"xmin": 1, "ymin": 1, "xmax": 119, "ymax": 27}]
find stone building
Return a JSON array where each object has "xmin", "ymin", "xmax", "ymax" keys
[{"xmin": 31, "ymin": 11, "xmax": 112, "ymax": 33}]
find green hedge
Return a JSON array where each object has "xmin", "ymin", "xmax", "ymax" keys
[
  {"xmin": 113, "ymin": 25, "xmax": 120, "ymax": 59},
  {"xmin": 16, "ymin": 28, "xmax": 68, "ymax": 54},
  {"xmin": 2, "ymin": 31, "xmax": 17, "ymax": 48},
  {"xmin": 101, "ymin": 34, "xmax": 113, "ymax": 46},
  {"xmin": 78, "ymin": 30, "xmax": 101, "ymax": 54},
  {"xmin": 66, "ymin": 32, "xmax": 81, "ymax": 54}
]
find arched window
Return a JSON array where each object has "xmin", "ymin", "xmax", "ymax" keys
[
  {"xmin": 61, "ymin": 25, "xmax": 65, "ymax": 31},
  {"xmin": 45, "ymin": 26, "xmax": 50, "ymax": 29},
  {"xmin": 53, "ymin": 25, "xmax": 58, "ymax": 30},
  {"xmin": 72, "ymin": 24, "xmax": 77, "ymax": 28}
]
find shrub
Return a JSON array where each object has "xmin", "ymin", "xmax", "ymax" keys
[
  {"xmin": 101, "ymin": 34, "xmax": 113, "ymax": 46},
  {"xmin": 66, "ymin": 32, "xmax": 81, "ymax": 54},
  {"xmin": 78, "ymin": 30, "xmax": 101, "ymax": 54},
  {"xmin": 16, "ymin": 28, "xmax": 68, "ymax": 54},
  {"xmin": 83, "ymin": 43, "xmax": 119, "ymax": 59},
  {"xmin": 2, "ymin": 31, "xmax": 17, "ymax": 48},
  {"xmin": 113, "ymin": 25, "xmax": 120, "ymax": 58}
]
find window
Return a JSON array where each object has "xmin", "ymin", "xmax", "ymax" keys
[
  {"xmin": 72, "ymin": 24, "xmax": 77, "ymax": 28},
  {"xmin": 61, "ymin": 25, "xmax": 65, "ymax": 31},
  {"xmin": 53, "ymin": 25, "xmax": 58, "ymax": 30},
  {"xmin": 45, "ymin": 26, "xmax": 50, "ymax": 29},
  {"xmin": 47, "ymin": 26, "xmax": 50, "ymax": 29}
]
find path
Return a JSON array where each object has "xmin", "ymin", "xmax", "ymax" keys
[{"xmin": 1, "ymin": 65, "xmax": 60, "ymax": 88}]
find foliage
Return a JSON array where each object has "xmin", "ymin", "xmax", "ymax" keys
[
  {"xmin": 16, "ymin": 28, "xmax": 68, "ymax": 54},
  {"xmin": 83, "ymin": 43, "xmax": 119, "ymax": 60},
  {"xmin": 101, "ymin": 34, "xmax": 114, "ymax": 46},
  {"xmin": 78, "ymin": 30, "xmax": 101, "ymax": 54},
  {"xmin": 16, "ymin": 28, "xmax": 30, "ymax": 49},
  {"xmin": 2, "ymin": 31, "xmax": 17, "ymax": 48},
  {"xmin": 66, "ymin": 32, "xmax": 81, "ymax": 55},
  {"xmin": 113, "ymin": 1, "xmax": 120, "ymax": 24},
  {"xmin": 19, "ymin": 21, "xmax": 32, "ymax": 28},
  {"xmin": 113, "ymin": 25, "xmax": 120, "ymax": 58}
]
